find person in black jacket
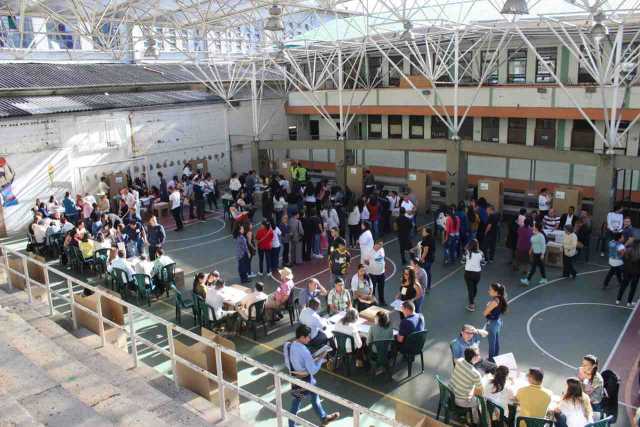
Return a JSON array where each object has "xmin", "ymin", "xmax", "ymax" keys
[
  {"xmin": 559, "ymin": 206, "xmax": 578, "ymax": 229},
  {"xmin": 396, "ymin": 207, "xmax": 413, "ymax": 264}
]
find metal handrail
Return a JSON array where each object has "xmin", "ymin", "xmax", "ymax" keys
[{"xmin": 0, "ymin": 245, "xmax": 406, "ymax": 427}]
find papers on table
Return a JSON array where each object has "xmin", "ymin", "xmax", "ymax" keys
[
  {"xmin": 390, "ymin": 299, "xmax": 403, "ymax": 311},
  {"xmin": 328, "ymin": 311, "xmax": 346, "ymax": 324},
  {"xmin": 218, "ymin": 286, "xmax": 247, "ymax": 305},
  {"xmin": 357, "ymin": 323, "xmax": 370, "ymax": 336},
  {"xmin": 493, "ymin": 352, "xmax": 518, "ymax": 372}
]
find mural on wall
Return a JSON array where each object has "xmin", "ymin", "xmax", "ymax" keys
[{"xmin": 0, "ymin": 157, "xmax": 17, "ymax": 207}]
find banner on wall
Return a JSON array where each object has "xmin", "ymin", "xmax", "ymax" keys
[{"xmin": 0, "ymin": 157, "xmax": 17, "ymax": 207}]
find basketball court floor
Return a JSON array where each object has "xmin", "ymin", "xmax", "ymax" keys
[{"xmin": 5, "ymin": 211, "xmax": 638, "ymax": 427}]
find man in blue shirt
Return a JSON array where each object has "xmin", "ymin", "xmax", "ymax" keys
[
  {"xmin": 395, "ymin": 301, "xmax": 424, "ymax": 350},
  {"xmin": 450, "ymin": 324, "xmax": 495, "ymax": 372},
  {"xmin": 283, "ymin": 325, "xmax": 339, "ymax": 427}
]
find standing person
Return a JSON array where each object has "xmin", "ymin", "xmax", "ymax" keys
[
  {"xmin": 366, "ymin": 239, "xmax": 387, "ymax": 306},
  {"xmin": 467, "ymin": 204, "xmax": 480, "ymax": 243},
  {"xmin": 158, "ymin": 172, "xmax": 169, "ymax": 202},
  {"xmin": 603, "ymin": 205, "xmax": 624, "ymax": 256},
  {"xmin": 396, "ymin": 207, "xmax": 413, "ymax": 264},
  {"xmin": 279, "ymin": 214, "xmax": 290, "ymax": 268},
  {"xmin": 521, "ymin": 223, "xmax": 548, "ymax": 286},
  {"xmin": 618, "ymin": 238, "xmax": 640, "ymax": 306},
  {"xmin": 515, "ymin": 218, "xmax": 533, "ymax": 274},
  {"xmin": 397, "ymin": 267, "xmax": 422, "ymax": 306},
  {"xmin": 302, "ymin": 210, "xmax": 314, "ymax": 261},
  {"xmin": 409, "ymin": 257, "xmax": 428, "ymax": 313},
  {"xmin": 419, "ymin": 227, "xmax": 436, "ymax": 291},
  {"xmin": 443, "ymin": 206, "xmax": 461, "ymax": 265},
  {"xmin": 262, "ymin": 189, "xmax": 274, "ymax": 224},
  {"xmin": 289, "ymin": 211, "xmax": 304, "ymax": 265},
  {"xmin": 255, "ymin": 220, "xmax": 274, "ymax": 276},
  {"xmin": 483, "ymin": 282, "xmax": 507, "ymax": 361},
  {"xmin": 310, "ymin": 209, "xmax": 324, "ymax": 259},
  {"xmin": 283, "ymin": 325, "xmax": 340, "ymax": 427},
  {"xmin": 538, "ymin": 188, "xmax": 552, "ymax": 219},
  {"xmin": 483, "ymin": 206, "xmax": 499, "ymax": 263},
  {"xmin": 562, "ymin": 225, "xmax": 578, "ymax": 279},
  {"xmin": 146, "ymin": 215, "xmax": 166, "ymax": 261},
  {"xmin": 270, "ymin": 221, "xmax": 282, "ymax": 273},
  {"xmin": 234, "ymin": 223, "xmax": 251, "ymax": 284},
  {"xmin": 367, "ymin": 196, "xmax": 380, "ymax": 239},
  {"xmin": 358, "ymin": 221, "xmax": 374, "ymax": 259},
  {"xmin": 602, "ymin": 232, "xmax": 625, "ymax": 290},
  {"xmin": 169, "ymin": 186, "xmax": 183, "ymax": 231},
  {"xmin": 347, "ymin": 202, "xmax": 361, "ymax": 249},
  {"xmin": 329, "ymin": 239, "xmax": 351, "ymax": 284},
  {"xmin": 463, "ymin": 239, "xmax": 484, "ymax": 312},
  {"xmin": 229, "ymin": 173, "xmax": 242, "ymax": 200},
  {"xmin": 273, "ymin": 191, "xmax": 287, "ymax": 226}
]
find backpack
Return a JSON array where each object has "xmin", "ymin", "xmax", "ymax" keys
[{"xmin": 601, "ymin": 369, "xmax": 619, "ymax": 423}]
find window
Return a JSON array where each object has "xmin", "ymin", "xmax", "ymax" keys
[
  {"xmin": 410, "ymin": 53, "xmax": 423, "ymax": 76},
  {"xmin": 388, "ymin": 115, "xmax": 403, "ymax": 138},
  {"xmin": 571, "ymin": 120, "xmax": 595, "ymax": 152},
  {"xmin": 343, "ymin": 58, "xmax": 359, "ymax": 89},
  {"xmin": 481, "ymin": 117, "xmax": 500, "ymax": 142},
  {"xmin": 367, "ymin": 56, "xmax": 382, "ymax": 87},
  {"xmin": 368, "ymin": 115, "xmax": 382, "ymax": 139},
  {"xmin": 431, "ymin": 116, "xmax": 449, "ymax": 139},
  {"xmin": 535, "ymin": 47, "xmax": 557, "ymax": 83},
  {"xmin": 578, "ymin": 46, "xmax": 596, "ymax": 83},
  {"xmin": 458, "ymin": 117, "xmax": 474, "ymax": 140},
  {"xmin": 507, "ymin": 49, "xmax": 527, "ymax": 83},
  {"xmin": 433, "ymin": 53, "xmax": 451, "ymax": 82},
  {"xmin": 534, "ymin": 119, "xmax": 556, "ymax": 147},
  {"xmin": 481, "ymin": 50, "xmax": 499, "ymax": 84},
  {"xmin": 409, "ymin": 116, "xmax": 424, "ymax": 139},
  {"xmin": 288, "ymin": 125, "xmax": 297, "ymax": 141},
  {"xmin": 388, "ymin": 56, "xmax": 403, "ymax": 87},
  {"xmin": 310, "ymin": 120, "xmax": 319, "ymax": 140},
  {"xmin": 507, "ymin": 118, "xmax": 527, "ymax": 145}
]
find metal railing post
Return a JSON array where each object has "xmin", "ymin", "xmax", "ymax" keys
[
  {"xmin": 67, "ymin": 278, "xmax": 78, "ymax": 330},
  {"xmin": 214, "ymin": 346, "xmax": 227, "ymax": 421},
  {"xmin": 43, "ymin": 267, "xmax": 53, "ymax": 316},
  {"xmin": 128, "ymin": 309, "xmax": 138, "ymax": 368},
  {"xmin": 274, "ymin": 375, "xmax": 284, "ymax": 427},
  {"xmin": 353, "ymin": 408, "xmax": 360, "ymax": 427},
  {"xmin": 166, "ymin": 323, "xmax": 178, "ymax": 389},
  {"xmin": 3, "ymin": 250, "xmax": 12, "ymax": 290},
  {"xmin": 96, "ymin": 293, "xmax": 106, "ymax": 347},
  {"xmin": 21, "ymin": 256, "xmax": 33, "ymax": 303}
]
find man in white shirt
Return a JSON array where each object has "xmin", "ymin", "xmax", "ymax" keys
[
  {"xmin": 206, "ymin": 280, "xmax": 238, "ymax": 331},
  {"xmin": 151, "ymin": 248, "xmax": 174, "ymax": 278},
  {"xmin": 107, "ymin": 250, "xmax": 135, "ymax": 281},
  {"xmin": 237, "ymin": 282, "xmax": 268, "ymax": 320},
  {"xmin": 169, "ymin": 187, "xmax": 183, "ymax": 231},
  {"xmin": 121, "ymin": 188, "xmax": 136, "ymax": 210},
  {"xmin": 134, "ymin": 256, "xmax": 154, "ymax": 276},
  {"xmin": 603, "ymin": 205, "xmax": 624, "ymax": 257},
  {"xmin": 365, "ymin": 239, "xmax": 387, "ymax": 305},
  {"xmin": 299, "ymin": 298, "xmax": 329, "ymax": 347},
  {"xmin": 31, "ymin": 220, "xmax": 48, "ymax": 244},
  {"xmin": 400, "ymin": 196, "xmax": 415, "ymax": 222}
]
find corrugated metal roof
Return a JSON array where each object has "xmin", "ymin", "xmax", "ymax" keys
[
  {"xmin": 0, "ymin": 90, "xmax": 222, "ymax": 118},
  {"xmin": 0, "ymin": 63, "xmax": 209, "ymax": 90}
]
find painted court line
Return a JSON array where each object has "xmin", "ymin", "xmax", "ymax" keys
[
  {"xmin": 603, "ymin": 299, "xmax": 639, "ymax": 369},
  {"xmin": 166, "ymin": 217, "xmax": 226, "ymax": 243}
]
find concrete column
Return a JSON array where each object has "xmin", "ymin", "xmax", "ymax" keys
[
  {"xmin": 526, "ymin": 47, "xmax": 536, "ymax": 83},
  {"xmin": 335, "ymin": 142, "xmax": 347, "ymax": 190},
  {"xmin": 473, "ymin": 117, "xmax": 482, "ymax": 142},
  {"xmin": 526, "ymin": 118, "xmax": 536, "ymax": 146},
  {"xmin": 402, "ymin": 115, "xmax": 410, "ymax": 139},
  {"xmin": 424, "ymin": 116, "xmax": 432, "ymax": 139},
  {"xmin": 593, "ymin": 155, "xmax": 616, "ymax": 230},
  {"xmin": 594, "ymin": 121, "xmax": 606, "ymax": 154},
  {"xmin": 446, "ymin": 141, "xmax": 467, "ymax": 205},
  {"xmin": 499, "ymin": 118, "xmax": 508, "ymax": 144},
  {"xmin": 381, "ymin": 115, "xmax": 389, "ymax": 139},
  {"xmin": 626, "ymin": 122, "xmax": 640, "ymax": 156},
  {"xmin": 498, "ymin": 49, "xmax": 508, "ymax": 84}
]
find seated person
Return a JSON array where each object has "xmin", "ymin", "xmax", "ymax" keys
[
  {"xmin": 350, "ymin": 263, "xmax": 376, "ymax": 311},
  {"xmin": 31, "ymin": 220, "xmax": 48, "ymax": 245},
  {"xmin": 451, "ymin": 347, "xmax": 484, "ymax": 422},
  {"xmin": 265, "ymin": 267, "xmax": 294, "ymax": 322},
  {"xmin": 151, "ymin": 248, "xmax": 175, "ymax": 278},
  {"xmin": 367, "ymin": 311, "xmax": 394, "ymax": 353},
  {"xmin": 192, "ymin": 272, "xmax": 207, "ymax": 298},
  {"xmin": 554, "ymin": 378, "xmax": 593, "ymax": 427},
  {"xmin": 134, "ymin": 255, "xmax": 154, "ymax": 277},
  {"xmin": 206, "ymin": 280, "xmax": 238, "ymax": 331},
  {"xmin": 395, "ymin": 301, "xmax": 424, "ymax": 350},
  {"xmin": 578, "ymin": 355, "xmax": 604, "ymax": 412},
  {"xmin": 451, "ymin": 324, "xmax": 494, "ymax": 372},
  {"xmin": 107, "ymin": 250, "xmax": 135, "ymax": 282},
  {"xmin": 298, "ymin": 278, "xmax": 328, "ymax": 311},
  {"xmin": 299, "ymin": 298, "xmax": 329, "ymax": 348},
  {"xmin": 237, "ymin": 282, "xmax": 268, "ymax": 320},
  {"xmin": 60, "ymin": 217, "xmax": 74, "ymax": 234},
  {"xmin": 515, "ymin": 367, "xmax": 553, "ymax": 420},
  {"xmin": 481, "ymin": 365, "xmax": 514, "ymax": 416},
  {"xmin": 78, "ymin": 233, "xmax": 95, "ymax": 259},
  {"xmin": 327, "ymin": 278, "xmax": 352, "ymax": 314},
  {"xmin": 332, "ymin": 307, "xmax": 365, "ymax": 366}
]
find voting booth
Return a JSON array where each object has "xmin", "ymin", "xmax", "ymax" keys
[
  {"xmin": 347, "ymin": 166, "xmax": 364, "ymax": 197},
  {"xmin": 7, "ymin": 254, "xmax": 48, "ymax": 302},
  {"xmin": 73, "ymin": 290, "xmax": 127, "ymax": 348},
  {"xmin": 174, "ymin": 327, "xmax": 239, "ymax": 410},
  {"xmin": 552, "ymin": 187, "xmax": 582, "ymax": 215},
  {"xmin": 477, "ymin": 179, "xmax": 503, "ymax": 210},
  {"xmin": 407, "ymin": 171, "xmax": 432, "ymax": 214}
]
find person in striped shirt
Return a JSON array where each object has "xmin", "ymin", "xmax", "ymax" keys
[{"xmin": 451, "ymin": 347, "xmax": 483, "ymax": 422}]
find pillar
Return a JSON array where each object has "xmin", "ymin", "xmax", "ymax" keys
[
  {"xmin": 335, "ymin": 141, "xmax": 347, "ymax": 190},
  {"xmin": 593, "ymin": 155, "xmax": 615, "ymax": 230},
  {"xmin": 446, "ymin": 141, "xmax": 467, "ymax": 205}
]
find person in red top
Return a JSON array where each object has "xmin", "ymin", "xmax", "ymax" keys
[
  {"xmin": 255, "ymin": 220, "xmax": 274, "ymax": 276},
  {"xmin": 367, "ymin": 196, "xmax": 380, "ymax": 239},
  {"xmin": 444, "ymin": 205, "xmax": 461, "ymax": 264}
]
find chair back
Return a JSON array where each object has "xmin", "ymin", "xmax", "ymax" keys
[
  {"xmin": 195, "ymin": 295, "xmax": 211, "ymax": 323},
  {"xmin": 248, "ymin": 299, "xmax": 266, "ymax": 321},
  {"xmin": 333, "ymin": 331, "xmax": 356, "ymax": 354},
  {"xmin": 585, "ymin": 416, "xmax": 614, "ymax": 427},
  {"xmin": 435, "ymin": 375, "xmax": 453, "ymax": 407},
  {"xmin": 486, "ymin": 399, "xmax": 506, "ymax": 426},
  {"xmin": 449, "ymin": 339, "xmax": 458, "ymax": 366},
  {"xmin": 476, "ymin": 396, "xmax": 491, "ymax": 427},
  {"xmin": 94, "ymin": 248, "xmax": 110, "ymax": 265},
  {"xmin": 171, "ymin": 284, "xmax": 184, "ymax": 306},
  {"xmin": 159, "ymin": 262, "xmax": 176, "ymax": 283},
  {"xmin": 112, "ymin": 267, "xmax": 130, "ymax": 286},
  {"xmin": 369, "ymin": 339, "xmax": 394, "ymax": 366},
  {"xmin": 515, "ymin": 416, "xmax": 554, "ymax": 427},
  {"xmin": 132, "ymin": 273, "xmax": 152, "ymax": 292},
  {"xmin": 403, "ymin": 330, "xmax": 428, "ymax": 355}
]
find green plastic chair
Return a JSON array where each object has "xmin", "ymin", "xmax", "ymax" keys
[
  {"xmin": 93, "ymin": 248, "xmax": 110, "ymax": 276},
  {"xmin": 449, "ymin": 339, "xmax": 458, "ymax": 366},
  {"xmin": 195, "ymin": 294, "xmax": 228, "ymax": 331},
  {"xmin": 155, "ymin": 263, "xmax": 176, "ymax": 298},
  {"xmin": 132, "ymin": 273, "xmax": 154, "ymax": 307},
  {"xmin": 515, "ymin": 416, "xmax": 554, "ymax": 427},
  {"xmin": 243, "ymin": 299, "xmax": 268, "ymax": 339},
  {"xmin": 434, "ymin": 375, "xmax": 472, "ymax": 424},
  {"xmin": 171, "ymin": 284, "xmax": 194, "ymax": 325},
  {"xmin": 73, "ymin": 246, "xmax": 95, "ymax": 273},
  {"xmin": 486, "ymin": 399, "xmax": 508, "ymax": 427},
  {"xmin": 585, "ymin": 416, "xmax": 614, "ymax": 427},
  {"xmin": 112, "ymin": 267, "xmax": 133, "ymax": 301},
  {"xmin": 333, "ymin": 331, "xmax": 356, "ymax": 376},
  {"xmin": 476, "ymin": 396, "xmax": 491, "ymax": 427},
  {"xmin": 395, "ymin": 329, "xmax": 428, "ymax": 378},
  {"xmin": 367, "ymin": 339, "xmax": 395, "ymax": 379}
]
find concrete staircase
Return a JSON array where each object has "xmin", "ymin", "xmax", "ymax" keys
[{"xmin": 0, "ymin": 287, "xmax": 247, "ymax": 427}]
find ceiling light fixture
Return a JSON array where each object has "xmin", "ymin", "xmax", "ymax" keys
[
  {"xmin": 264, "ymin": 4, "xmax": 284, "ymax": 32},
  {"xmin": 591, "ymin": 11, "xmax": 608, "ymax": 43},
  {"xmin": 501, "ymin": 0, "xmax": 529, "ymax": 15}
]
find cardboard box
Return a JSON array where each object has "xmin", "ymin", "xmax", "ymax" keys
[
  {"xmin": 552, "ymin": 187, "xmax": 582, "ymax": 215},
  {"xmin": 73, "ymin": 291, "xmax": 127, "ymax": 349},
  {"xmin": 174, "ymin": 327, "xmax": 239, "ymax": 410},
  {"xmin": 478, "ymin": 180, "xmax": 503, "ymax": 211},
  {"xmin": 407, "ymin": 172, "xmax": 432, "ymax": 214},
  {"xmin": 278, "ymin": 160, "xmax": 292, "ymax": 181},
  {"xmin": 8, "ymin": 255, "xmax": 48, "ymax": 302},
  {"xmin": 359, "ymin": 305, "xmax": 390, "ymax": 322},
  {"xmin": 545, "ymin": 242, "xmax": 563, "ymax": 268},
  {"xmin": 346, "ymin": 166, "xmax": 364, "ymax": 197},
  {"xmin": 395, "ymin": 401, "xmax": 445, "ymax": 427}
]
